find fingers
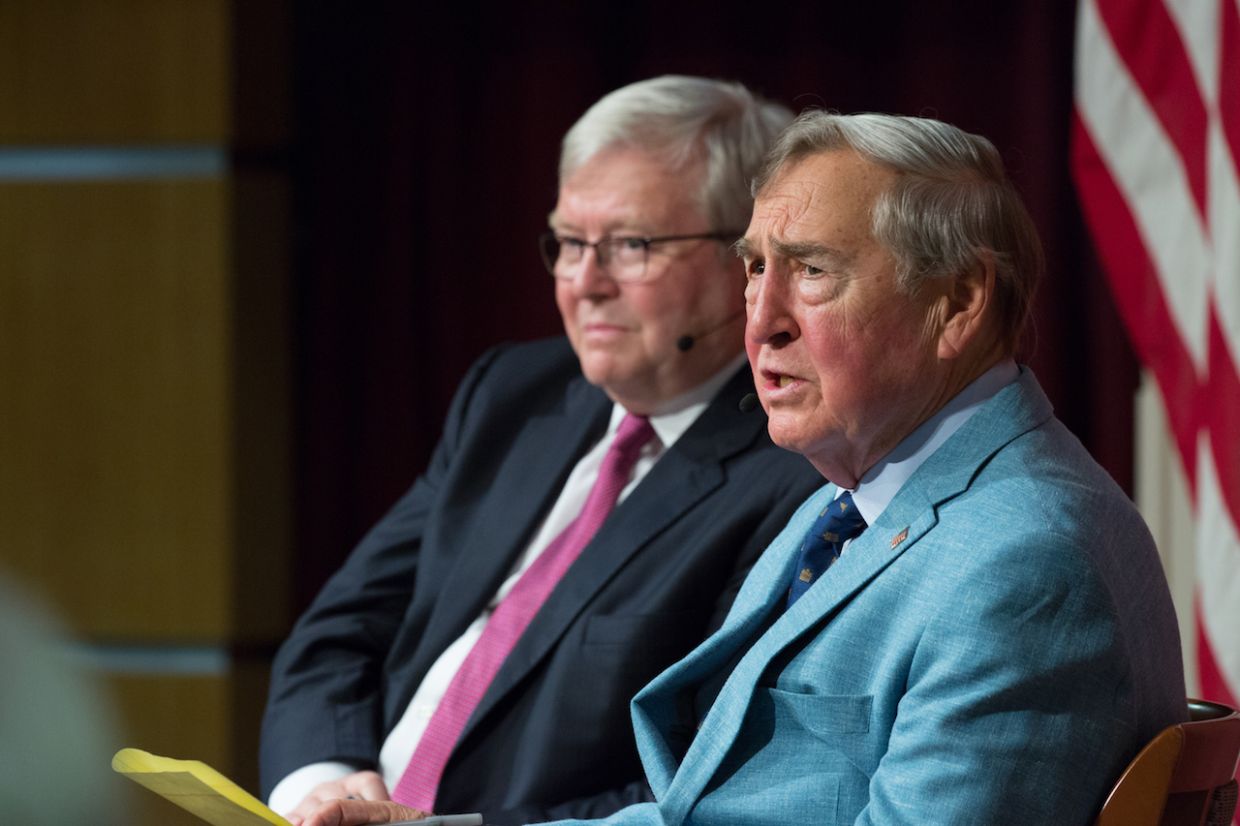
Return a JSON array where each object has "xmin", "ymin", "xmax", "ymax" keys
[
  {"xmin": 285, "ymin": 771, "xmax": 392, "ymax": 825},
  {"xmin": 300, "ymin": 798, "xmax": 427, "ymax": 826},
  {"xmin": 287, "ymin": 787, "xmax": 345, "ymax": 825},
  {"xmin": 349, "ymin": 771, "xmax": 391, "ymax": 802}
]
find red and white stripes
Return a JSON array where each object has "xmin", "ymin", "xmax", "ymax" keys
[{"xmin": 1073, "ymin": 0, "xmax": 1240, "ymax": 712}]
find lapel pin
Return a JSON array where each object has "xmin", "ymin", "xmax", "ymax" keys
[{"xmin": 890, "ymin": 527, "xmax": 909, "ymax": 549}]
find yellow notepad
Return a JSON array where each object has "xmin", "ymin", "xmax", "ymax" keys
[{"xmin": 112, "ymin": 748, "xmax": 290, "ymax": 826}]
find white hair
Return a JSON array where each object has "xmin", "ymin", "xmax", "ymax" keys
[{"xmin": 561, "ymin": 75, "xmax": 793, "ymax": 232}]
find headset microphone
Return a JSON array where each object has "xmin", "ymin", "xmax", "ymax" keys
[{"xmin": 738, "ymin": 393, "xmax": 759, "ymax": 413}]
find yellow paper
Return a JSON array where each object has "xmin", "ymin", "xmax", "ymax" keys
[{"xmin": 112, "ymin": 748, "xmax": 290, "ymax": 826}]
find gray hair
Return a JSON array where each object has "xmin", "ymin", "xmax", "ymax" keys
[
  {"xmin": 561, "ymin": 75, "xmax": 793, "ymax": 233},
  {"xmin": 754, "ymin": 112, "xmax": 1043, "ymax": 354}
]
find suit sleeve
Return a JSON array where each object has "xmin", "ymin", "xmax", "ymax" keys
[
  {"xmin": 856, "ymin": 532, "xmax": 1139, "ymax": 825},
  {"xmin": 259, "ymin": 345, "xmax": 508, "ymax": 798}
]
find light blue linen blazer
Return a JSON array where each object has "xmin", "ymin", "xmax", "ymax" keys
[{"xmin": 542, "ymin": 369, "xmax": 1185, "ymax": 826}]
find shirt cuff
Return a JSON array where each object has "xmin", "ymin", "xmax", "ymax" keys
[{"xmin": 267, "ymin": 761, "xmax": 362, "ymax": 816}]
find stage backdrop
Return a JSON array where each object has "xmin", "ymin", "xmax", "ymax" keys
[{"xmin": 289, "ymin": 1, "xmax": 1140, "ymax": 614}]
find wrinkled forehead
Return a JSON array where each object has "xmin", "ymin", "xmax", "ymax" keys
[{"xmin": 745, "ymin": 149, "xmax": 893, "ymax": 245}]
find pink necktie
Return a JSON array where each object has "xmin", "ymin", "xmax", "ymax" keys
[{"xmin": 391, "ymin": 413, "xmax": 656, "ymax": 811}]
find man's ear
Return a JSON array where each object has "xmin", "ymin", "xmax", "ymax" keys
[{"xmin": 937, "ymin": 254, "xmax": 995, "ymax": 360}]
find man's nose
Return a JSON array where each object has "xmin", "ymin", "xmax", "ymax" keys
[
  {"xmin": 571, "ymin": 247, "xmax": 621, "ymax": 298},
  {"xmin": 746, "ymin": 275, "xmax": 798, "ymax": 347}
]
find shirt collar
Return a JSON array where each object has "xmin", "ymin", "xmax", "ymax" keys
[
  {"xmin": 847, "ymin": 359, "xmax": 1020, "ymax": 525},
  {"xmin": 609, "ymin": 352, "xmax": 748, "ymax": 449}
]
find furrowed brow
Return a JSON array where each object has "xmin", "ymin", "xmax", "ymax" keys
[
  {"xmin": 733, "ymin": 237, "xmax": 757, "ymax": 259},
  {"xmin": 771, "ymin": 238, "xmax": 854, "ymax": 269}
]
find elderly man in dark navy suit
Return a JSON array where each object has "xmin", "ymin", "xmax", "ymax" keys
[{"xmin": 262, "ymin": 76, "xmax": 822, "ymax": 826}]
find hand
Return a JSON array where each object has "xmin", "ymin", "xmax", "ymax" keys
[
  {"xmin": 284, "ymin": 771, "xmax": 395, "ymax": 826},
  {"xmin": 299, "ymin": 797, "xmax": 430, "ymax": 826}
]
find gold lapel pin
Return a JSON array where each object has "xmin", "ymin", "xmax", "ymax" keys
[{"xmin": 890, "ymin": 528, "xmax": 909, "ymax": 549}]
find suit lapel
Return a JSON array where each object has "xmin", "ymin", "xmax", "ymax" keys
[
  {"xmin": 415, "ymin": 377, "xmax": 610, "ymax": 667},
  {"xmin": 457, "ymin": 368, "xmax": 767, "ymax": 748},
  {"xmin": 767, "ymin": 369, "xmax": 1056, "ymax": 665},
  {"xmin": 659, "ymin": 370, "xmax": 1057, "ymax": 820}
]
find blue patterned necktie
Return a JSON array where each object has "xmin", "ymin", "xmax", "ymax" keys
[{"xmin": 786, "ymin": 491, "xmax": 867, "ymax": 607}]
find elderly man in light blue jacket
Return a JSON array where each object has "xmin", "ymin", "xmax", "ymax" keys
[{"xmin": 305, "ymin": 111, "xmax": 1186, "ymax": 826}]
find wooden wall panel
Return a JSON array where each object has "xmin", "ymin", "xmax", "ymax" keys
[
  {"xmin": 104, "ymin": 659, "xmax": 270, "ymax": 823},
  {"xmin": 0, "ymin": 0, "xmax": 229, "ymax": 142},
  {"xmin": 107, "ymin": 671, "xmax": 237, "ymax": 826},
  {"xmin": 0, "ymin": 180, "xmax": 234, "ymax": 639},
  {"xmin": 0, "ymin": 2, "xmax": 291, "ymax": 817}
]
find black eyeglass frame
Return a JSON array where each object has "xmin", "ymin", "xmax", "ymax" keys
[{"xmin": 538, "ymin": 230, "xmax": 741, "ymax": 282}]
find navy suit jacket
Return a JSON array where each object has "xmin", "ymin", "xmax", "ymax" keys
[{"xmin": 259, "ymin": 337, "xmax": 822, "ymax": 824}]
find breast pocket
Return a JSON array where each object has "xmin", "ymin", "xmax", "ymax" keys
[
  {"xmin": 761, "ymin": 689, "xmax": 875, "ymax": 815},
  {"xmin": 698, "ymin": 689, "xmax": 856, "ymax": 824}
]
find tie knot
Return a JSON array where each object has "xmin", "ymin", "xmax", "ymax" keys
[
  {"xmin": 612, "ymin": 414, "xmax": 655, "ymax": 456},
  {"xmin": 825, "ymin": 491, "xmax": 866, "ymax": 537},
  {"xmin": 785, "ymin": 490, "xmax": 867, "ymax": 608}
]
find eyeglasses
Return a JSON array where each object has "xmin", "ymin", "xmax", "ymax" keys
[{"xmin": 538, "ymin": 231, "xmax": 740, "ymax": 283}]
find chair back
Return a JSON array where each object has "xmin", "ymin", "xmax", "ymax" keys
[{"xmin": 1096, "ymin": 699, "xmax": 1240, "ymax": 826}]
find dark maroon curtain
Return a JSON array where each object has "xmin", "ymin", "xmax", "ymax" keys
[{"xmin": 288, "ymin": 0, "xmax": 1134, "ymax": 612}]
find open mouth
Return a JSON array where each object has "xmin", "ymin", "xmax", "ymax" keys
[{"xmin": 761, "ymin": 369, "xmax": 798, "ymax": 390}]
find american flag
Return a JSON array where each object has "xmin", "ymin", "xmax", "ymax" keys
[{"xmin": 1073, "ymin": 0, "xmax": 1240, "ymax": 721}]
